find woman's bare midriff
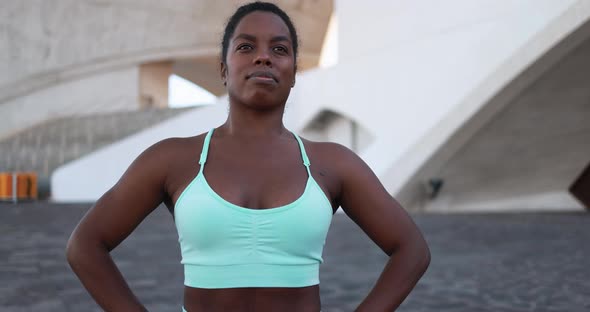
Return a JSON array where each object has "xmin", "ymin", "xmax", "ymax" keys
[{"xmin": 183, "ymin": 285, "xmax": 322, "ymax": 312}]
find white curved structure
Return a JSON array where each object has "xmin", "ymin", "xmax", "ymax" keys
[
  {"xmin": 0, "ymin": 0, "xmax": 332, "ymax": 137},
  {"xmin": 50, "ymin": 0, "xmax": 590, "ymax": 212}
]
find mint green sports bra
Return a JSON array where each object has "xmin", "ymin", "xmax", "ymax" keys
[{"xmin": 174, "ymin": 128, "xmax": 333, "ymax": 289}]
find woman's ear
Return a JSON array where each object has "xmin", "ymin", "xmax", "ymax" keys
[{"xmin": 220, "ymin": 62, "xmax": 227, "ymax": 86}]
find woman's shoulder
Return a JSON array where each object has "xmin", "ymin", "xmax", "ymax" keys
[
  {"xmin": 129, "ymin": 133, "xmax": 209, "ymax": 170},
  {"xmin": 300, "ymin": 138, "xmax": 359, "ymax": 163},
  {"xmin": 145, "ymin": 133, "xmax": 208, "ymax": 155},
  {"xmin": 299, "ymin": 137, "xmax": 366, "ymax": 176}
]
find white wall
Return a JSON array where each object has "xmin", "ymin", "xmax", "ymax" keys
[
  {"xmin": 420, "ymin": 35, "xmax": 590, "ymax": 213},
  {"xmin": 289, "ymin": 0, "xmax": 588, "ymax": 187},
  {"xmin": 0, "ymin": 66, "xmax": 139, "ymax": 138},
  {"xmin": 0, "ymin": 0, "xmax": 221, "ymax": 101},
  {"xmin": 0, "ymin": 0, "xmax": 330, "ymax": 109},
  {"xmin": 51, "ymin": 103, "xmax": 226, "ymax": 201},
  {"xmin": 53, "ymin": 0, "xmax": 590, "ymax": 209}
]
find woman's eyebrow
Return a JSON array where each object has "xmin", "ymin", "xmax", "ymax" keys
[
  {"xmin": 270, "ymin": 35, "xmax": 290, "ymax": 43},
  {"xmin": 233, "ymin": 34, "xmax": 291, "ymax": 44},
  {"xmin": 233, "ymin": 33, "xmax": 257, "ymax": 42}
]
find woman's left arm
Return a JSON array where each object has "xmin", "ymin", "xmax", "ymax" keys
[{"xmin": 331, "ymin": 144, "xmax": 431, "ymax": 311}]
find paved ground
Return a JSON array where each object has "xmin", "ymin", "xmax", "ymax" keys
[{"xmin": 1, "ymin": 202, "xmax": 589, "ymax": 312}]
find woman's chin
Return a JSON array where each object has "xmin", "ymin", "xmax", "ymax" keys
[{"xmin": 239, "ymin": 94, "xmax": 288, "ymax": 111}]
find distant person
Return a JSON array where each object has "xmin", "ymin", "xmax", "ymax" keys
[{"xmin": 66, "ymin": 2, "xmax": 430, "ymax": 311}]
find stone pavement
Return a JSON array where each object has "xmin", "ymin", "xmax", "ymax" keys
[{"xmin": 1, "ymin": 203, "xmax": 588, "ymax": 312}]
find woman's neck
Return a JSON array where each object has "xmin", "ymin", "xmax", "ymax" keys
[{"xmin": 220, "ymin": 103, "xmax": 287, "ymax": 138}]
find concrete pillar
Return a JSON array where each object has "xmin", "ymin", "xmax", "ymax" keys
[{"xmin": 139, "ymin": 61, "xmax": 173, "ymax": 109}]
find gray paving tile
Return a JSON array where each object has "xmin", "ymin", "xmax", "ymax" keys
[{"xmin": 0, "ymin": 203, "xmax": 588, "ymax": 311}]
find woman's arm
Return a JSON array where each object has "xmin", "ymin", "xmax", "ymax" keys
[
  {"xmin": 65, "ymin": 140, "xmax": 174, "ymax": 311},
  {"xmin": 330, "ymin": 143, "xmax": 431, "ymax": 311}
]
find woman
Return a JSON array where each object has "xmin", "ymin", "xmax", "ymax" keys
[{"xmin": 66, "ymin": 2, "xmax": 430, "ymax": 311}]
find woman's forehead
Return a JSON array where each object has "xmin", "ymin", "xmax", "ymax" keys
[{"xmin": 232, "ymin": 11, "xmax": 291, "ymax": 42}]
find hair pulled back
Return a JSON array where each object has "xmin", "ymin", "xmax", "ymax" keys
[{"xmin": 221, "ymin": 2, "xmax": 299, "ymax": 67}]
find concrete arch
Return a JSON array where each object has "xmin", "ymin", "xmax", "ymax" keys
[
  {"xmin": 1, "ymin": 0, "xmax": 331, "ymax": 102},
  {"xmin": 1, "ymin": 0, "xmax": 333, "ymax": 137},
  {"xmin": 396, "ymin": 10, "xmax": 590, "ymax": 212},
  {"xmin": 52, "ymin": 0, "xmax": 590, "ymax": 209},
  {"xmin": 300, "ymin": 109, "xmax": 374, "ymax": 153},
  {"xmin": 0, "ymin": 46, "xmax": 219, "ymax": 105}
]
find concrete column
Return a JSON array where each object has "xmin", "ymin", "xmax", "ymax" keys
[{"xmin": 139, "ymin": 61, "xmax": 173, "ymax": 109}]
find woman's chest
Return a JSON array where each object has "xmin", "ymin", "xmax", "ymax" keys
[{"xmin": 168, "ymin": 153, "xmax": 339, "ymax": 213}]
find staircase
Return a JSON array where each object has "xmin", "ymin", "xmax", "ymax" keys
[{"xmin": 0, "ymin": 107, "xmax": 193, "ymax": 196}]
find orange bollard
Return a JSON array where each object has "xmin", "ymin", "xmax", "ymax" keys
[
  {"xmin": 27, "ymin": 172, "xmax": 38, "ymax": 200},
  {"xmin": 15, "ymin": 172, "xmax": 38, "ymax": 200},
  {"xmin": 17, "ymin": 173, "xmax": 29, "ymax": 199},
  {"xmin": 0, "ymin": 173, "xmax": 13, "ymax": 200}
]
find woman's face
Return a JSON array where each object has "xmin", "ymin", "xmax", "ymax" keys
[{"xmin": 222, "ymin": 11, "xmax": 296, "ymax": 110}]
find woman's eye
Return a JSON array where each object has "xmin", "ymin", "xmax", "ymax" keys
[
  {"xmin": 273, "ymin": 46, "xmax": 288, "ymax": 53},
  {"xmin": 237, "ymin": 44, "xmax": 252, "ymax": 51}
]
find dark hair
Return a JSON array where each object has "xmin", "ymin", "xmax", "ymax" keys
[{"xmin": 221, "ymin": 1, "xmax": 299, "ymax": 67}]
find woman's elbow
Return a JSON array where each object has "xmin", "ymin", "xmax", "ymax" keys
[
  {"xmin": 65, "ymin": 230, "xmax": 97, "ymax": 268},
  {"xmin": 420, "ymin": 243, "xmax": 431, "ymax": 272},
  {"xmin": 65, "ymin": 233, "xmax": 82, "ymax": 267},
  {"xmin": 415, "ymin": 236, "xmax": 431, "ymax": 274}
]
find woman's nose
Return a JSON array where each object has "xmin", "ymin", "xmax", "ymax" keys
[{"xmin": 254, "ymin": 51, "xmax": 272, "ymax": 66}]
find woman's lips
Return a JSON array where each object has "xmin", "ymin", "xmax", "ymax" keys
[
  {"xmin": 250, "ymin": 76, "xmax": 275, "ymax": 84},
  {"xmin": 247, "ymin": 71, "xmax": 278, "ymax": 83}
]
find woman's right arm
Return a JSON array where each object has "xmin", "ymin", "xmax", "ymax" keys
[{"xmin": 65, "ymin": 140, "xmax": 174, "ymax": 311}]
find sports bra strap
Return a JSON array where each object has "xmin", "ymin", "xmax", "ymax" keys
[
  {"xmin": 199, "ymin": 128, "xmax": 215, "ymax": 169},
  {"xmin": 199, "ymin": 128, "xmax": 310, "ymax": 175},
  {"xmin": 292, "ymin": 132, "xmax": 312, "ymax": 176}
]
